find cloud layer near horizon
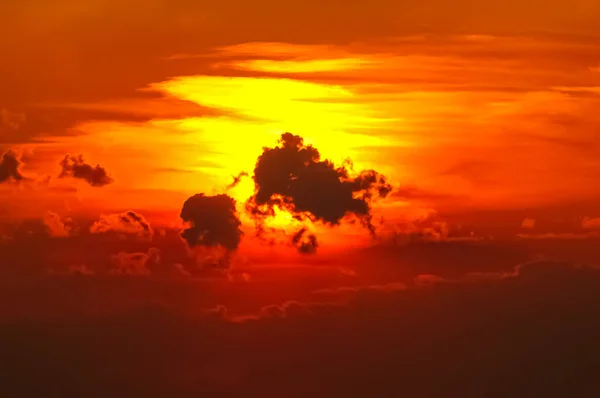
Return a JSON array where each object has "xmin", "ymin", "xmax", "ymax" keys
[{"xmin": 1, "ymin": 258, "xmax": 599, "ymax": 397}]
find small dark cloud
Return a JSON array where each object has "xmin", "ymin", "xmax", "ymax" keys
[
  {"xmin": 58, "ymin": 154, "xmax": 113, "ymax": 187},
  {"xmin": 246, "ymin": 133, "xmax": 392, "ymax": 244},
  {"xmin": 291, "ymin": 227, "xmax": 318, "ymax": 255},
  {"xmin": 0, "ymin": 150, "xmax": 24, "ymax": 183},
  {"xmin": 180, "ymin": 193, "xmax": 243, "ymax": 252},
  {"xmin": 226, "ymin": 171, "xmax": 249, "ymax": 190}
]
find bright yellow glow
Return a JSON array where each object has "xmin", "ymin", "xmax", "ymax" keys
[
  {"xmin": 225, "ymin": 58, "xmax": 380, "ymax": 73},
  {"xmin": 149, "ymin": 75, "xmax": 405, "ymax": 182},
  {"xmin": 144, "ymin": 75, "xmax": 407, "ymax": 235},
  {"xmin": 39, "ymin": 67, "xmax": 411, "ymax": 238}
]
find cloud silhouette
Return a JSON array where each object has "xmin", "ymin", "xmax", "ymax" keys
[
  {"xmin": 291, "ymin": 227, "xmax": 319, "ymax": 255},
  {"xmin": 0, "ymin": 150, "xmax": 24, "ymax": 183},
  {"xmin": 180, "ymin": 193, "xmax": 243, "ymax": 252},
  {"xmin": 226, "ymin": 171, "xmax": 249, "ymax": 190},
  {"xmin": 58, "ymin": 154, "xmax": 113, "ymax": 187},
  {"xmin": 247, "ymin": 133, "xmax": 392, "ymax": 239}
]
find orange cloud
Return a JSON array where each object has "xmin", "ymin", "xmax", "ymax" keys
[
  {"xmin": 42, "ymin": 211, "xmax": 73, "ymax": 237},
  {"xmin": 0, "ymin": 108, "xmax": 26, "ymax": 130},
  {"xmin": 90, "ymin": 211, "xmax": 153, "ymax": 240},
  {"xmin": 110, "ymin": 248, "xmax": 160, "ymax": 276},
  {"xmin": 582, "ymin": 217, "xmax": 600, "ymax": 229},
  {"xmin": 521, "ymin": 217, "xmax": 536, "ymax": 229}
]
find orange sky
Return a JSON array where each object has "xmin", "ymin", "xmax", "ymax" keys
[
  {"xmin": 3, "ymin": 6, "xmax": 600, "ymax": 394},
  {"xmin": 1, "ymin": 0, "xmax": 600, "ymax": 251}
]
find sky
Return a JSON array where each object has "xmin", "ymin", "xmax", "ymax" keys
[{"xmin": 1, "ymin": 1, "xmax": 600, "ymax": 397}]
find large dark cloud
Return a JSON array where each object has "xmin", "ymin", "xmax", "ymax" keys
[
  {"xmin": 180, "ymin": 194, "xmax": 243, "ymax": 252},
  {"xmin": 248, "ymin": 133, "xmax": 392, "ymax": 228},
  {"xmin": 246, "ymin": 133, "xmax": 391, "ymax": 251},
  {"xmin": 58, "ymin": 154, "xmax": 113, "ymax": 187},
  {"xmin": 0, "ymin": 150, "xmax": 23, "ymax": 183}
]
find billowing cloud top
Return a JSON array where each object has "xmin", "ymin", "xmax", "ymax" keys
[
  {"xmin": 247, "ymin": 132, "xmax": 392, "ymax": 235},
  {"xmin": 0, "ymin": 151, "xmax": 23, "ymax": 183},
  {"xmin": 180, "ymin": 193, "xmax": 243, "ymax": 251},
  {"xmin": 59, "ymin": 154, "xmax": 113, "ymax": 187},
  {"xmin": 90, "ymin": 211, "xmax": 153, "ymax": 239}
]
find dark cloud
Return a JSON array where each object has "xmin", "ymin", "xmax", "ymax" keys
[
  {"xmin": 90, "ymin": 211, "xmax": 153, "ymax": 240},
  {"xmin": 0, "ymin": 150, "xmax": 24, "ymax": 183},
  {"xmin": 291, "ymin": 227, "xmax": 318, "ymax": 255},
  {"xmin": 180, "ymin": 193, "xmax": 243, "ymax": 252},
  {"xmin": 58, "ymin": 154, "xmax": 113, "ymax": 187},
  {"xmin": 247, "ymin": 132, "xmax": 392, "ymax": 240},
  {"xmin": 226, "ymin": 171, "xmax": 249, "ymax": 190}
]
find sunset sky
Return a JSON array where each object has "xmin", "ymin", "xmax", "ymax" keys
[{"xmin": 1, "ymin": 1, "xmax": 600, "ymax": 397}]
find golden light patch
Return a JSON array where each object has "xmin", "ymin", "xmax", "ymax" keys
[
  {"xmin": 145, "ymin": 72, "xmax": 409, "ymax": 237},
  {"xmin": 224, "ymin": 58, "xmax": 380, "ymax": 73},
  {"xmin": 149, "ymin": 74, "xmax": 405, "ymax": 187}
]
